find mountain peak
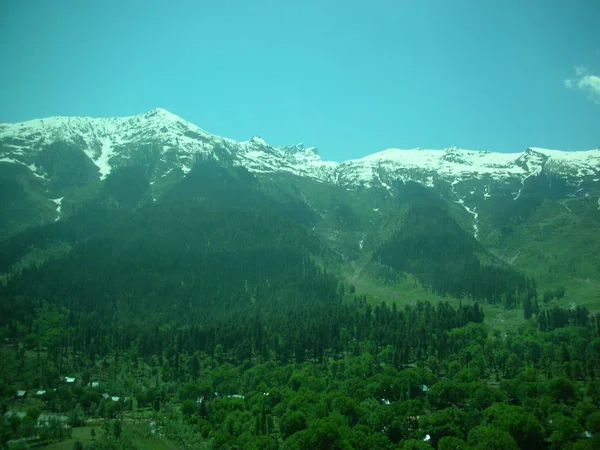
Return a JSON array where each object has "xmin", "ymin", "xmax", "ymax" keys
[
  {"xmin": 143, "ymin": 108, "xmax": 181, "ymax": 122},
  {"xmin": 250, "ymin": 136, "xmax": 268, "ymax": 146}
]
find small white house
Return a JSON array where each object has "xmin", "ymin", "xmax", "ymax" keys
[{"xmin": 64, "ymin": 377, "xmax": 76, "ymax": 383}]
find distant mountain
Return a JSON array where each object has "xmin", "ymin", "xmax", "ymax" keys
[
  {"xmin": 1, "ymin": 108, "xmax": 598, "ymax": 192},
  {"xmin": 1, "ymin": 108, "xmax": 599, "ymax": 313}
]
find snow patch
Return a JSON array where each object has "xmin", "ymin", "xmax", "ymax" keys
[
  {"xmin": 451, "ymin": 183, "xmax": 479, "ymax": 239},
  {"xmin": 51, "ymin": 197, "xmax": 64, "ymax": 221},
  {"xmin": 0, "ymin": 157, "xmax": 48, "ymax": 179},
  {"xmin": 374, "ymin": 171, "xmax": 394, "ymax": 196},
  {"xmin": 28, "ymin": 163, "xmax": 47, "ymax": 179},
  {"xmin": 484, "ymin": 185, "xmax": 491, "ymax": 199},
  {"xmin": 463, "ymin": 204, "xmax": 479, "ymax": 239},
  {"xmin": 514, "ymin": 165, "xmax": 542, "ymax": 200},
  {"xmin": 94, "ymin": 138, "xmax": 114, "ymax": 179}
]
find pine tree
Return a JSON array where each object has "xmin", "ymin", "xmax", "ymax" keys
[{"xmin": 523, "ymin": 296, "xmax": 533, "ymax": 320}]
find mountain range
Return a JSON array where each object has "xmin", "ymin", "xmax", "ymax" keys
[
  {"xmin": 2, "ymin": 107, "xmax": 599, "ymax": 189},
  {"xmin": 1, "ymin": 108, "xmax": 599, "ymax": 321}
]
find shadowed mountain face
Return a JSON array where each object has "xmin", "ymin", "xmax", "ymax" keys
[
  {"xmin": 0, "ymin": 110, "xmax": 599, "ymax": 325},
  {"xmin": 0, "ymin": 160, "xmax": 334, "ymax": 324}
]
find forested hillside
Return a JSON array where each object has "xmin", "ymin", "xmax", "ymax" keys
[
  {"xmin": 1, "ymin": 156, "xmax": 599, "ymax": 449},
  {"xmin": 373, "ymin": 183, "xmax": 537, "ymax": 308}
]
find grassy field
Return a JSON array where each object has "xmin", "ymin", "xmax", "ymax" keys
[
  {"xmin": 493, "ymin": 196, "xmax": 600, "ymax": 312},
  {"xmin": 349, "ymin": 269, "xmax": 592, "ymax": 333},
  {"xmin": 44, "ymin": 426, "xmax": 102, "ymax": 449},
  {"xmin": 43, "ymin": 423, "xmax": 176, "ymax": 450}
]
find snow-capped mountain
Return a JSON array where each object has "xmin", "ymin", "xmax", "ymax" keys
[
  {"xmin": 1, "ymin": 108, "xmax": 599, "ymax": 198},
  {"xmin": 336, "ymin": 146, "xmax": 600, "ymax": 187},
  {"xmin": 0, "ymin": 108, "xmax": 337, "ymax": 182},
  {"xmin": 2, "ymin": 109, "xmax": 600, "ymax": 291}
]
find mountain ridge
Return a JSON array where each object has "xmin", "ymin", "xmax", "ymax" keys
[
  {"xmin": 1, "ymin": 108, "xmax": 600, "ymax": 319},
  {"xmin": 1, "ymin": 108, "xmax": 599, "ymax": 260},
  {"xmin": 1, "ymin": 108, "xmax": 599, "ymax": 190}
]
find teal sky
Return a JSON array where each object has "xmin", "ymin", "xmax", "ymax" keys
[{"xmin": 1, "ymin": 0, "xmax": 599, "ymax": 160}]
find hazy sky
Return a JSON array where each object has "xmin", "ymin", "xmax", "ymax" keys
[{"xmin": 1, "ymin": 0, "xmax": 599, "ymax": 160}]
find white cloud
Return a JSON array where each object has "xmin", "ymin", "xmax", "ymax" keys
[{"xmin": 565, "ymin": 66, "xmax": 600, "ymax": 104}]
